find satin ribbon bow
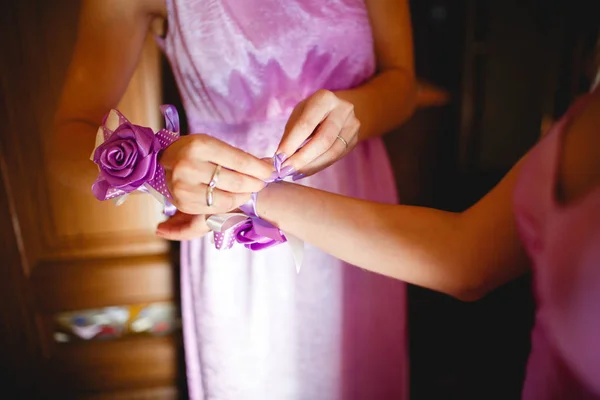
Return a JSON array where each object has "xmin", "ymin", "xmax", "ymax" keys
[{"xmin": 206, "ymin": 154, "xmax": 305, "ymax": 273}]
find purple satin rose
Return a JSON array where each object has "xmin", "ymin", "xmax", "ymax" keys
[
  {"xmin": 92, "ymin": 122, "xmax": 161, "ymax": 200},
  {"xmin": 233, "ymin": 217, "xmax": 287, "ymax": 250}
]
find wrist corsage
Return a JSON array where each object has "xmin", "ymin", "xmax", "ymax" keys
[
  {"xmin": 90, "ymin": 105, "xmax": 180, "ymax": 214},
  {"xmin": 206, "ymin": 154, "xmax": 305, "ymax": 272}
]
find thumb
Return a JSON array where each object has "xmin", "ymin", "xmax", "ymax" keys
[{"xmin": 156, "ymin": 211, "xmax": 210, "ymax": 241}]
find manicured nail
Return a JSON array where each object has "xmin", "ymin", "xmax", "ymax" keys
[
  {"xmin": 280, "ymin": 165, "xmax": 295, "ymax": 176},
  {"xmin": 292, "ymin": 173, "xmax": 306, "ymax": 181},
  {"xmin": 275, "ymin": 153, "xmax": 287, "ymax": 162}
]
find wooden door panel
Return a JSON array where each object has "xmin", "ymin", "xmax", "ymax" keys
[
  {"xmin": 1, "ymin": 1, "xmax": 181, "ymax": 397},
  {"xmin": 51, "ymin": 336, "xmax": 178, "ymax": 392},
  {"xmin": 32, "ymin": 255, "xmax": 174, "ymax": 314}
]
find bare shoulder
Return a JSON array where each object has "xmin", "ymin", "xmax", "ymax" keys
[{"xmin": 558, "ymin": 89, "xmax": 600, "ymax": 205}]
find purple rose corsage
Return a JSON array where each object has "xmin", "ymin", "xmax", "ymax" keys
[{"xmin": 90, "ymin": 105, "xmax": 180, "ymax": 213}]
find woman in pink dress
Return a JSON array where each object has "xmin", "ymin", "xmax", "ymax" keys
[
  {"xmin": 232, "ymin": 80, "xmax": 600, "ymax": 397},
  {"xmin": 54, "ymin": 0, "xmax": 417, "ymax": 399}
]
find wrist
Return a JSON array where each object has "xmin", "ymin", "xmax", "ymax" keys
[
  {"xmin": 255, "ymin": 181, "xmax": 288, "ymax": 226},
  {"xmin": 255, "ymin": 182, "xmax": 275, "ymax": 220}
]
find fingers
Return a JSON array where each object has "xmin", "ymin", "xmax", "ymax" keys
[
  {"xmin": 284, "ymin": 102, "xmax": 354, "ymax": 171},
  {"xmin": 170, "ymin": 160, "xmax": 265, "ymax": 193},
  {"xmin": 294, "ymin": 123, "xmax": 359, "ymax": 178},
  {"xmin": 156, "ymin": 212, "xmax": 210, "ymax": 241},
  {"xmin": 160, "ymin": 134, "xmax": 273, "ymax": 214},
  {"xmin": 277, "ymin": 90, "xmax": 338, "ymax": 160},
  {"xmin": 195, "ymin": 135, "xmax": 274, "ymax": 180},
  {"xmin": 169, "ymin": 181, "xmax": 251, "ymax": 215},
  {"xmin": 162, "ymin": 134, "xmax": 274, "ymax": 183}
]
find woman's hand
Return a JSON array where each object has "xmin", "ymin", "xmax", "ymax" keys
[
  {"xmin": 160, "ymin": 134, "xmax": 274, "ymax": 215},
  {"xmin": 276, "ymin": 89, "xmax": 360, "ymax": 179}
]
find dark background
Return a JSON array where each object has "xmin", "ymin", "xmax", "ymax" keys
[{"xmin": 403, "ymin": 1, "xmax": 597, "ymax": 399}]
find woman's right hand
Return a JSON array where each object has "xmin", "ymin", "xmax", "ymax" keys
[{"xmin": 160, "ymin": 134, "xmax": 274, "ymax": 215}]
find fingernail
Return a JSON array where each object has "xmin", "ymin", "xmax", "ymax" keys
[
  {"xmin": 280, "ymin": 165, "xmax": 295, "ymax": 176},
  {"xmin": 292, "ymin": 173, "xmax": 306, "ymax": 181},
  {"xmin": 275, "ymin": 153, "xmax": 287, "ymax": 162},
  {"xmin": 267, "ymin": 171, "xmax": 279, "ymax": 181}
]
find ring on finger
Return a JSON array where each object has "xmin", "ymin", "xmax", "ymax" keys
[
  {"xmin": 206, "ymin": 164, "xmax": 222, "ymax": 207},
  {"xmin": 336, "ymin": 135, "xmax": 348, "ymax": 149},
  {"xmin": 206, "ymin": 186, "xmax": 215, "ymax": 207}
]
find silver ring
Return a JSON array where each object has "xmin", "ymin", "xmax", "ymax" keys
[
  {"xmin": 336, "ymin": 135, "xmax": 348, "ymax": 149},
  {"xmin": 206, "ymin": 164, "xmax": 222, "ymax": 207},
  {"xmin": 206, "ymin": 186, "xmax": 214, "ymax": 207}
]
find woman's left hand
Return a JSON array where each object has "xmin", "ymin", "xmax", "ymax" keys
[{"xmin": 276, "ymin": 89, "xmax": 360, "ymax": 179}]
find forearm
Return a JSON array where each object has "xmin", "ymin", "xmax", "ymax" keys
[
  {"xmin": 257, "ymin": 182, "xmax": 475, "ymax": 299},
  {"xmin": 48, "ymin": 0, "xmax": 157, "ymax": 190},
  {"xmin": 50, "ymin": 121, "xmax": 99, "ymax": 189},
  {"xmin": 336, "ymin": 67, "xmax": 417, "ymax": 141}
]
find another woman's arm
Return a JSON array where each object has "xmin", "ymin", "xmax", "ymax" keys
[
  {"xmin": 260, "ymin": 90, "xmax": 600, "ymax": 301},
  {"xmin": 53, "ymin": 0, "xmax": 165, "ymax": 187},
  {"xmin": 257, "ymin": 163, "xmax": 528, "ymax": 301}
]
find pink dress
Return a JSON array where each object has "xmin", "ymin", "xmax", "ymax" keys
[
  {"xmin": 514, "ymin": 91, "xmax": 600, "ymax": 399},
  {"xmin": 159, "ymin": 1, "xmax": 407, "ymax": 398}
]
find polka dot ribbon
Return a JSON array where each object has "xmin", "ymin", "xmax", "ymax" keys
[{"xmin": 206, "ymin": 154, "xmax": 305, "ymax": 272}]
